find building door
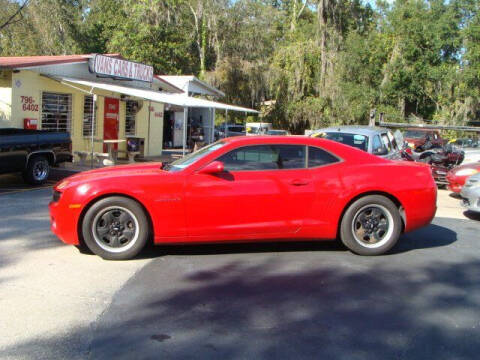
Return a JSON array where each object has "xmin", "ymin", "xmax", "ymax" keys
[
  {"xmin": 163, "ymin": 111, "xmax": 174, "ymax": 148},
  {"xmin": 103, "ymin": 97, "xmax": 119, "ymax": 151}
]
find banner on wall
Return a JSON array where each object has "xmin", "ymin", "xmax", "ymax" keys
[{"xmin": 89, "ymin": 55, "xmax": 154, "ymax": 83}]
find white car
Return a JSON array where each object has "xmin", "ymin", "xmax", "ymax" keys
[{"xmin": 461, "ymin": 173, "xmax": 480, "ymax": 213}]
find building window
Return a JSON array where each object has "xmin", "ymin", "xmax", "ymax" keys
[
  {"xmin": 83, "ymin": 95, "xmax": 95, "ymax": 137},
  {"xmin": 41, "ymin": 92, "xmax": 72, "ymax": 132},
  {"xmin": 125, "ymin": 100, "xmax": 138, "ymax": 136}
]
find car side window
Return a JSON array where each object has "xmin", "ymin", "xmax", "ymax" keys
[
  {"xmin": 372, "ymin": 135, "xmax": 383, "ymax": 153},
  {"xmin": 387, "ymin": 131, "xmax": 398, "ymax": 150},
  {"xmin": 218, "ymin": 144, "xmax": 306, "ymax": 171},
  {"xmin": 308, "ymin": 146, "xmax": 339, "ymax": 167},
  {"xmin": 381, "ymin": 133, "xmax": 392, "ymax": 152}
]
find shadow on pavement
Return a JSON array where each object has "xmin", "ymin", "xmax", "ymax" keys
[
  {"xmin": 136, "ymin": 223, "xmax": 457, "ymax": 260},
  {"xmin": 0, "ymin": 188, "xmax": 65, "ymax": 271},
  {"xmin": 3, "ymin": 256, "xmax": 480, "ymax": 359},
  {"xmin": 464, "ymin": 211, "xmax": 480, "ymax": 221},
  {"xmin": 449, "ymin": 192, "xmax": 462, "ymax": 199},
  {"xmin": 390, "ymin": 223, "xmax": 457, "ymax": 254}
]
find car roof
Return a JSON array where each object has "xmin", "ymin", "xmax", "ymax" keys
[
  {"xmin": 314, "ymin": 125, "xmax": 390, "ymax": 136},
  {"xmin": 219, "ymin": 135, "xmax": 386, "ymax": 163}
]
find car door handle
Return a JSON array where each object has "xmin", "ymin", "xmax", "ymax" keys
[{"xmin": 290, "ymin": 179, "xmax": 310, "ymax": 186}]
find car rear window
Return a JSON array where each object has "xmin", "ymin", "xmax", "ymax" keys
[
  {"xmin": 308, "ymin": 146, "xmax": 339, "ymax": 167},
  {"xmin": 321, "ymin": 132, "xmax": 369, "ymax": 152}
]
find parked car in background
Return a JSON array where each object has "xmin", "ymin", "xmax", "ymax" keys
[
  {"xmin": 461, "ymin": 173, "xmax": 480, "ymax": 213},
  {"xmin": 402, "ymin": 143, "xmax": 464, "ymax": 186},
  {"xmin": 50, "ymin": 136, "xmax": 436, "ymax": 260},
  {"xmin": 446, "ymin": 162, "xmax": 480, "ymax": 193},
  {"xmin": 403, "ymin": 128, "xmax": 446, "ymax": 149},
  {"xmin": 310, "ymin": 126, "xmax": 402, "ymax": 160},
  {"xmin": 266, "ymin": 129, "xmax": 291, "ymax": 136},
  {"xmin": 0, "ymin": 128, "xmax": 72, "ymax": 184},
  {"xmin": 214, "ymin": 124, "xmax": 245, "ymax": 140},
  {"xmin": 246, "ymin": 122, "xmax": 272, "ymax": 136},
  {"xmin": 450, "ymin": 138, "xmax": 479, "ymax": 148}
]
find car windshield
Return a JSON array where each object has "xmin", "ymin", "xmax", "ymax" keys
[
  {"xmin": 320, "ymin": 132, "xmax": 369, "ymax": 152},
  {"xmin": 404, "ymin": 130, "xmax": 427, "ymax": 139},
  {"xmin": 163, "ymin": 141, "xmax": 226, "ymax": 172}
]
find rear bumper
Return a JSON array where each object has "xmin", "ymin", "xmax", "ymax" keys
[{"xmin": 402, "ymin": 187, "xmax": 437, "ymax": 233}]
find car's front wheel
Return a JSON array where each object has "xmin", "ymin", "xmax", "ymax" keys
[
  {"xmin": 340, "ymin": 195, "xmax": 402, "ymax": 256},
  {"xmin": 81, "ymin": 196, "xmax": 150, "ymax": 260}
]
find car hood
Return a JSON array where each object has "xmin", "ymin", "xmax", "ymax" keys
[{"xmin": 55, "ymin": 162, "xmax": 165, "ymax": 190}]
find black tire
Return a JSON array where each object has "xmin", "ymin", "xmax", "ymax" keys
[
  {"xmin": 340, "ymin": 195, "xmax": 402, "ymax": 256},
  {"xmin": 22, "ymin": 155, "xmax": 50, "ymax": 185},
  {"xmin": 81, "ymin": 196, "xmax": 149, "ymax": 260}
]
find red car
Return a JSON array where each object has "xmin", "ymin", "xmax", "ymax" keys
[
  {"xmin": 403, "ymin": 128, "xmax": 446, "ymax": 149},
  {"xmin": 446, "ymin": 162, "xmax": 480, "ymax": 193},
  {"xmin": 50, "ymin": 136, "xmax": 437, "ymax": 260}
]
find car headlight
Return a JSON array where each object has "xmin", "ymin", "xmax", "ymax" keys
[{"xmin": 455, "ymin": 168, "xmax": 479, "ymax": 177}]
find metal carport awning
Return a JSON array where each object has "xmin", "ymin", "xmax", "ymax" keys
[
  {"xmin": 51, "ymin": 77, "xmax": 258, "ymax": 156},
  {"xmin": 56, "ymin": 77, "xmax": 258, "ymax": 113}
]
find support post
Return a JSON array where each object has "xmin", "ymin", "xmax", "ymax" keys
[
  {"xmin": 212, "ymin": 108, "xmax": 216, "ymax": 142},
  {"xmin": 210, "ymin": 108, "xmax": 214, "ymax": 143},
  {"xmin": 147, "ymin": 100, "xmax": 152, "ymax": 156},
  {"xmin": 224, "ymin": 109, "xmax": 228, "ymax": 138},
  {"xmin": 183, "ymin": 106, "xmax": 188, "ymax": 156},
  {"xmin": 91, "ymin": 94, "xmax": 97, "ymax": 169}
]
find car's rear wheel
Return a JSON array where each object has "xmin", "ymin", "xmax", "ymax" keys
[
  {"xmin": 82, "ymin": 196, "xmax": 149, "ymax": 260},
  {"xmin": 340, "ymin": 195, "xmax": 401, "ymax": 256},
  {"xmin": 23, "ymin": 155, "xmax": 50, "ymax": 185}
]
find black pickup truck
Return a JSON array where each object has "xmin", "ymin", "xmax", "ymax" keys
[{"xmin": 0, "ymin": 129, "xmax": 73, "ymax": 185}]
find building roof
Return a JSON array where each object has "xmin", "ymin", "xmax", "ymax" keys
[
  {"xmin": 152, "ymin": 75, "xmax": 184, "ymax": 94},
  {"xmin": 0, "ymin": 54, "xmax": 208, "ymax": 96},
  {"xmin": 0, "ymin": 54, "xmax": 122, "ymax": 69},
  {"xmin": 158, "ymin": 75, "xmax": 225, "ymax": 97}
]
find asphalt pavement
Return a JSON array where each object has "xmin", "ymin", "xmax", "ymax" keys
[{"xmin": 1, "ymin": 183, "xmax": 480, "ymax": 359}]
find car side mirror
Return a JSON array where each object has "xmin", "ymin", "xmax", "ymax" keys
[{"xmin": 198, "ymin": 161, "xmax": 225, "ymax": 175}]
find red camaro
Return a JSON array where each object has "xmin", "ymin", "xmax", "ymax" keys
[{"xmin": 50, "ymin": 136, "xmax": 437, "ymax": 260}]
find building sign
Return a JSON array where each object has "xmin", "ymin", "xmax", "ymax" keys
[
  {"xmin": 89, "ymin": 54, "xmax": 154, "ymax": 83},
  {"xmin": 20, "ymin": 96, "xmax": 39, "ymax": 112}
]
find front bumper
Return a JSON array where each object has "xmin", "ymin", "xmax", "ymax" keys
[
  {"xmin": 460, "ymin": 186, "xmax": 480, "ymax": 213},
  {"xmin": 49, "ymin": 191, "xmax": 81, "ymax": 245}
]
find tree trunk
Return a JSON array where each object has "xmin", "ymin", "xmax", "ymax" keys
[{"xmin": 199, "ymin": 15, "xmax": 207, "ymax": 79}]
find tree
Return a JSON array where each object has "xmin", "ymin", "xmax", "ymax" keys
[{"xmin": 0, "ymin": 0, "xmax": 29, "ymax": 32}]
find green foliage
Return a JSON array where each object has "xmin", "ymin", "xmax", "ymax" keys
[{"xmin": 1, "ymin": 0, "xmax": 480, "ymax": 133}]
